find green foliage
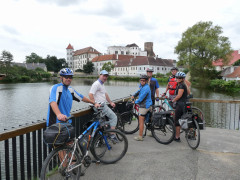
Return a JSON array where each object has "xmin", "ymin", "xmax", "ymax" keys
[
  {"xmin": 0, "ymin": 50, "xmax": 14, "ymax": 75},
  {"xmin": 209, "ymin": 79, "xmax": 240, "ymax": 92},
  {"xmin": 45, "ymin": 55, "xmax": 66, "ymax": 72},
  {"xmin": 101, "ymin": 62, "xmax": 114, "ymax": 73},
  {"xmin": 153, "ymin": 73, "xmax": 165, "ymax": 78},
  {"xmin": 83, "ymin": 61, "xmax": 94, "ymax": 74},
  {"xmin": 75, "ymin": 69, "xmax": 83, "ymax": 72},
  {"xmin": 175, "ymin": 21, "xmax": 232, "ymax": 82},
  {"xmin": 233, "ymin": 59, "xmax": 240, "ymax": 66},
  {"xmin": 25, "ymin": 53, "xmax": 44, "ymax": 63}
]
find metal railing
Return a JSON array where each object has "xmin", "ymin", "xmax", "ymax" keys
[{"xmin": 0, "ymin": 97, "xmax": 129, "ymax": 180}]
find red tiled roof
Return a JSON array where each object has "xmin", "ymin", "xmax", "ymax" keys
[
  {"xmin": 73, "ymin": 47, "xmax": 101, "ymax": 56},
  {"xmin": 92, "ymin": 54, "xmax": 134, "ymax": 62},
  {"xmin": 66, "ymin": 44, "xmax": 73, "ymax": 49},
  {"xmin": 225, "ymin": 66, "xmax": 240, "ymax": 78},
  {"xmin": 213, "ymin": 50, "xmax": 240, "ymax": 66}
]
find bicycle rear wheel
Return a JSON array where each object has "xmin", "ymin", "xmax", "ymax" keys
[
  {"xmin": 192, "ymin": 106, "xmax": 205, "ymax": 129},
  {"xmin": 185, "ymin": 119, "xmax": 200, "ymax": 149},
  {"xmin": 151, "ymin": 117, "xmax": 175, "ymax": 144},
  {"xmin": 40, "ymin": 145, "xmax": 82, "ymax": 180},
  {"xmin": 91, "ymin": 129, "xmax": 128, "ymax": 164},
  {"xmin": 120, "ymin": 111, "xmax": 139, "ymax": 134}
]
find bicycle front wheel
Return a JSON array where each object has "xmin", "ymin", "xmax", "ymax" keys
[
  {"xmin": 40, "ymin": 145, "xmax": 82, "ymax": 180},
  {"xmin": 185, "ymin": 119, "xmax": 200, "ymax": 149},
  {"xmin": 91, "ymin": 129, "xmax": 128, "ymax": 164},
  {"xmin": 120, "ymin": 112, "xmax": 139, "ymax": 134},
  {"xmin": 151, "ymin": 117, "xmax": 175, "ymax": 144}
]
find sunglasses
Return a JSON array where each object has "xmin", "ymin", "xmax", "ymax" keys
[
  {"xmin": 140, "ymin": 79, "xmax": 146, "ymax": 82},
  {"xmin": 63, "ymin": 76, "xmax": 73, "ymax": 79},
  {"xmin": 176, "ymin": 77, "xmax": 183, "ymax": 79}
]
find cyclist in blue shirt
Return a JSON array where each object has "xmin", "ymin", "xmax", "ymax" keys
[
  {"xmin": 146, "ymin": 68, "xmax": 159, "ymax": 105},
  {"xmin": 132, "ymin": 75, "xmax": 152, "ymax": 141},
  {"xmin": 47, "ymin": 68, "xmax": 100, "ymax": 127}
]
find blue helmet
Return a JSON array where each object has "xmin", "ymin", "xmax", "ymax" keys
[
  {"xmin": 176, "ymin": 71, "xmax": 186, "ymax": 78},
  {"xmin": 59, "ymin": 68, "xmax": 74, "ymax": 76}
]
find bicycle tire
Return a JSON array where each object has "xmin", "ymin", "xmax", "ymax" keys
[
  {"xmin": 40, "ymin": 145, "xmax": 82, "ymax": 180},
  {"xmin": 91, "ymin": 129, "xmax": 128, "ymax": 164},
  {"xmin": 151, "ymin": 117, "xmax": 175, "ymax": 144},
  {"xmin": 185, "ymin": 119, "xmax": 200, "ymax": 149},
  {"xmin": 116, "ymin": 113, "xmax": 125, "ymax": 140},
  {"xmin": 120, "ymin": 112, "xmax": 139, "ymax": 134}
]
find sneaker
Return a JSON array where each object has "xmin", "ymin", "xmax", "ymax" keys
[
  {"xmin": 110, "ymin": 134, "xmax": 119, "ymax": 144},
  {"xmin": 134, "ymin": 136, "xmax": 143, "ymax": 141},
  {"xmin": 147, "ymin": 132, "xmax": 152, "ymax": 137},
  {"xmin": 174, "ymin": 137, "xmax": 181, "ymax": 142}
]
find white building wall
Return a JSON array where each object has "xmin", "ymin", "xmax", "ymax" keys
[{"xmin": 107, "ymin": 46, "xmax": 147, "ymax": 56}]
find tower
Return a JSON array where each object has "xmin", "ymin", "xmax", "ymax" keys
[
  {"xmin": 144, "ymin": 42, "xmax": 154, "ymax": 57},
  {"xmin": 66, "ymin": 44, "xmax": 74, "ymax": 68}
]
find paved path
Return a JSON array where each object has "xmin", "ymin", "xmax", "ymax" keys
[{"xmin": 81, "ymin": 128, "xmax": 240, "ymax": 180}]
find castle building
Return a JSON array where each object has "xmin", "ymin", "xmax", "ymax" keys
[
  {"xmin": 107, "ymin": 43, "xmax": 147, "ymax": 56},
  {"xmin": 66, "ymin": 44, "xmax": 101, "ymax": 71}
]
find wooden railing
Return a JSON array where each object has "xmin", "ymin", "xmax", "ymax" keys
[{"xmin": 0, "ymin": 97, "xmax": 239, "ymax": 180}]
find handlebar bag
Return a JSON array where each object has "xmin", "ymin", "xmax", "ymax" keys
[{"xmin": 43, "ymin": 122, "xmax": 75, "ymax": 145}]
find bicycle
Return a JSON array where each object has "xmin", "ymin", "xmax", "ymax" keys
[
  {"xmin": 160, "ymin": 94, "xmax": 205, "ymax": 130},
  {"xmin": 179, "ymin": 101, "xmax": 201, "ymax": 149},
  {"xmin": 40, "ymin": 105, "xmax": 128, "ymax": 180},
  {"xmin": 143, "ymin": 104, "xmax": 176, "ymax": 144}
]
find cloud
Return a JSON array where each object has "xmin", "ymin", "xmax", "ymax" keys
[
  {"xmin": 36, "ymin": 0, "xmax": 85, "ymax": 6},
  {"xmin": 74, "ymin": 1, "xmax": 124, "ymax": 18},
  {"xmin": 119, "ymin": 15, "xmax": 157, "ymax": 31},
  {"xmin": 1, "ymin": 25, "xmax": 20, "ymax": 36}
]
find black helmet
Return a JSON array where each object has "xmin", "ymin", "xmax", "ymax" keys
[
  {"xmin": 171, "ymin": 67, "xmax": 178, "ymax": 71},
  {"xmin": 140, "ymin": 75, "xmax": 148, "ymax": 80}
]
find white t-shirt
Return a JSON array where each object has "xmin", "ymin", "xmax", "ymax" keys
[{"xmin": 89, "ymin": 80, "xmax": 107, "ymax": 103}]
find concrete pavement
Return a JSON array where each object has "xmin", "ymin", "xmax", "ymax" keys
[{"xmin": 81, "ymin": 127, "xmax": 240, "ymax": 180}]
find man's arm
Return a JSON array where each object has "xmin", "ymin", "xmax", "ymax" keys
[
  {"xmin": 82, "ymin": 96, "xmax": 100, "ymax": 108},
  {"xmin": 106, "ymin": 93, "xmax": 115, "ymax": 107},
  {"xmin": 50, "ymin": 102, "xmax": 67, "ymax": 121},
  {"xmin": 89, "ymin": 93, "xmax": 95, "ymax": 102},
  {"xmin": 155, "ymin": 88, "xmax": 159, "ymax": 97}
]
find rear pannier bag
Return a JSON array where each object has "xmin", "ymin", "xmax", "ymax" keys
[
  {"xmin": 43, "ymin": 123, "xmax": 75, "ymax": 146},
  {"xmin": 193, "ymin": 114, "xmax": 205, "ymax": 130},
  {"xmin": 153, "ymin": 112, "xmax": 166, "ymax": 127}
]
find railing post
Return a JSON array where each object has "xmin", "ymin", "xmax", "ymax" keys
[
  {"xmin": 12, "ymin": 137, "xmax": 18, "ymax": 180},
  {"xmin": 26, "ymin": 133, "xmax": 31, "ymax": 180},
  {"xmin": 19, "ymin": 135, "xmax": 25, "ymax": 180},
  {"xmin": 38, "ymin": 129, "xmax": 42, "ymax": 178},
  {"xmin": 4, "ymin": 139, "xmax": 10, "ymax": 180},
  {"xmin": 32, "ymin": 131, "xmax": 37, "ymax": 178}
]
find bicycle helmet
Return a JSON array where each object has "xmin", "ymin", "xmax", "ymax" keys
[
  {"xmin": 139, "ymin": 75, "xmax": 149, "ymax": 80},
  {"xmin": 175, "ymin": 71, "xmax": 186, "ymax": 78},
  {"xmin": 146, "ymin": 68, "xmax": 154, "ymax": 72},
  {"xmin": 59, "ymin": 68, "xmax": 74, "ymax": 76},
  {"xmin": 171, "ymin": 67, "xmax": 179, "ymax": 71}
]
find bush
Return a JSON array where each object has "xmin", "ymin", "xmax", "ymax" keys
[
  {"xmin": 20, "ymin": 76, "xmax": 31, "ymax": 82},
  {"xmin": 209, "ymin": 79, "xmax": 240, "ymax": 92}
]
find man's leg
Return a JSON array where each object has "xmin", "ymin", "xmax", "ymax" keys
[{"xmin": 102, "ymin": 104, "xmax": 117, "ymax": 129}]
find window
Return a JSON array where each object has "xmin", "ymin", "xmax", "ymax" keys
[
  {"xmin": 140, "ymin": 67, "xmax": 141, "ymax": 70},
  {"xmin": 162, "ymin": 68, "xmax": 163, "ymax": 70},
  {"xmin": 144, "ymin": 67, "xmax": 145, "ymax": 70},
  {"xmin": 157, "ymin": 67, "xmax": 159, "ymax": 70},
  {"xmin": 115, "ymin": 51, "xmax": 118, "ymax": 54},
  {"xmin": 121, "ymin": 51, "xmax": 124, "ymax": 55}
]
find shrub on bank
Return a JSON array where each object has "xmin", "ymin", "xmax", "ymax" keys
[{"xmin": 209, "ymin": 79, "xmax": 240, "ymax": 92}]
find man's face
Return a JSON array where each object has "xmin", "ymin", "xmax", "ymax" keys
[
  {"xmin": 140, "ymin": 79, "xmax": 147, "ymax": 86},
  {"xmin": 99, "ymin": 74, "xmax": 109, "ymax": 83},
  {"xmin": 147, "ymin": 71, "xmax": 153, "ymax": 77},
  {"xmin": 171, "ymin": 70, "xmax": 177, "ymax": 75},
  {"xmin": 61, "ymin": 75, "xmax": 73, "ymax": 86}
]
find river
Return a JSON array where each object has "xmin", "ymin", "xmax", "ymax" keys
[{"xmin": 0, "ymin": 78, "xmax": 240, "ymax": 132}]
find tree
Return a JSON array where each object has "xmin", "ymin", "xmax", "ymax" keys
[
  {"xmin": 233, "ymin": 59, "xmax": 240, "ymax": 66},
  {"xmin": 83, "ymin": 61, "xmax": 95, "ymax": 74},
  {"xmin": 44, "ymin": 55, "xmax": 66, "ymax": 73},
  {"xmin": 101, "ymin": 62, "xmax": 114, "ymax": 73},
  {"xmin": 25, "ymin": 52, "xmax": 44, "ymax": 63},
  {"xmin": 0, "ymin": 50, "xmax": 13, "ymax": 75},
  {"xmin": 175, "ymin": 21, "xmax": 232, "ymax": 83}
]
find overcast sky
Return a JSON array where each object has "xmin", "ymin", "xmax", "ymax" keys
[{"xmin": 0, "ymin": 0, "xmax": 239, "ymax": 63}]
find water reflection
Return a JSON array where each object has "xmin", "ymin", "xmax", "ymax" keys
[{"xmin": 0, "ymin": 79, "xmax": 239, "ymax": 132}]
